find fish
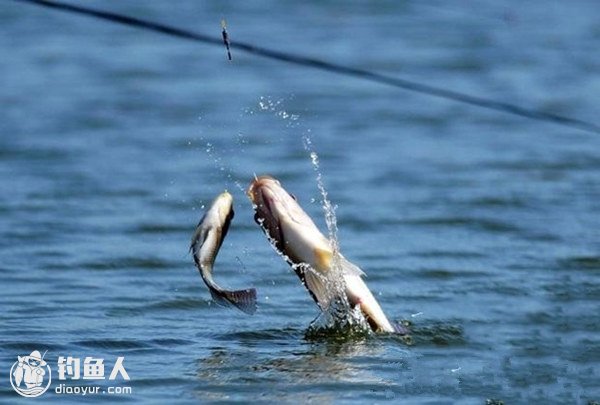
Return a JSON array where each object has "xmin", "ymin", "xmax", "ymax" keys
[
  {"xmin": 191, "ymin": 191, "xmax": 257, "ymax": 314},
  {"xmin": 247, "ymin": 175, "xmax": 399, "ymax": 333}
]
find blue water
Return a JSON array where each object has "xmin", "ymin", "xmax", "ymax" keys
[{"xmin": 1, "ymin": 1, "xmax": 599, "ymax": 403}]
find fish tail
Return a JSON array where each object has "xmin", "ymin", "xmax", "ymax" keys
[{"xmin": 210, "ymin": 288, "xmax": 258, "ymax": 315}]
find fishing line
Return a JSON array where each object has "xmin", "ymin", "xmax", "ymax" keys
[{"xmin": 11, "ymin": 0, "xmax": 600, "ymax": 134}]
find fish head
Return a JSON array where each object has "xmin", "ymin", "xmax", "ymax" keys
[
  {"xmin": 213, "ymin": 191, "xmax": 234, "ymax": 223},
  {"xmin": 247, "ymin": 176, "xmax": 308, "ymax": 232},
  {"xmin": 192, "ymin": 191, "xmax": 234, "ymax": 255},
  {"xmin": 211, "ymin": 191, "xmax": 234, "ymax": 241},
  {"xmin": 248, "ymin": 176, "xmax": 295, "ymax": 221},
  {"xmin": 247, "ymin": 175, "xmax": 329, "ymax": 265}
]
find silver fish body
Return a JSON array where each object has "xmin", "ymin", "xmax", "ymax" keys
[
  {"xmin": 191, "ymin": 191, "xmax": 257, "ymax": 314},
  {"xmin": 247, "ymin": 176, "xmax": 398, "ymax": 333}
]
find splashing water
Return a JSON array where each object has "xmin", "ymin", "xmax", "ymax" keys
[
  {"xmin": 303, "ymin": 136, "xmax": 340, "ymax": 256},
  {"xmin": 302, "ymin": 135, "xmax": 372, "ymax": 335},
  {"xmin": 200, "ymin": 136, "xmax": 246, "ymax": 194},
  {"xmin": 201, "ymin": 98, "xmax": 373, "ymax": 334},
  {"xmin": 200, "ymin": 96, "xmax": 300, "ymax": 195}
]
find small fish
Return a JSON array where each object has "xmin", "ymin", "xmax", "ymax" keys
[
  {"xmin": 191, "ymin": 191, "xmax": 256, "ymax": 314},
  {"xmin": 221, "ymin": 19, "xmax": 232, "ymax": 61},
  {"xmin": 247, "ymin": 176, "xmax": 400, "ymax": 333}
]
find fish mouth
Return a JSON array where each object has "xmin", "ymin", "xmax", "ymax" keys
[
  {"xmin": 247, "ymin": 175, "xmax": 284, "ymax": 222},
  {"xmin": 247, "ymin": 174, "xmax": 327, "ymax": 252},
  {"xmin": 247, "ymin": 176, "xmax": 283, "ymax": 237},
  {"xmin": 247, "ymin": 175, "xmax": 313, "ymax": 231},
  {"xmin": 247, "ymin": 175, "xmax": 278, "ymax": 202},
  {"xmin": 215, "ymin": 191, "xmax": 234, "ymax": 221}
]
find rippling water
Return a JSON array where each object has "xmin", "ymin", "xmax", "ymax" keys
[{"xmin": 1, "ymin": 1, "xmax": 599, "ymax": 403}]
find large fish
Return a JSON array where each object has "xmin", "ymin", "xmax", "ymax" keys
[
  {"xmin": 247, "ymin": 175, "xmax": 398, "ymax": 333},
  {"xmin": 191, "ymin": 191, "xmax": 257, "ymax": 314}
]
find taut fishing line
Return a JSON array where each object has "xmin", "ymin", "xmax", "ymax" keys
[{"xmin": 11, "ymin": 0, "xmax": 600, "ymax": 134}]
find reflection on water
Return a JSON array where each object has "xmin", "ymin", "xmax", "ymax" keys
[{"xmin": 195, "ymin": 330, "xmax": 403, "ymax": 402}]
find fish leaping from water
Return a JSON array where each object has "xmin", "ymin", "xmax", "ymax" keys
[
  {"xmin": 247, "ymin": 175, "xmax": 398, "ymax": 333},
  {"xmin": 191, "ymin": 191, "xmax": 257, "ymax": 314}
]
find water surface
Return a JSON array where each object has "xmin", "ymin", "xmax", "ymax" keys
[{"xmin": 1, "ymin": 1, "xmax": 599, "ymax": 403}]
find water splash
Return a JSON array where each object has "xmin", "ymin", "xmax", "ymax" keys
[
  {"xmin": 246, "ymin": 96, "xmax": 301, "ymax": 129},
  {"xmin": 202, "ymin": 97, "xmax": 373, "ymax": 334},
  {"xmin": 306, "ymin": 300, "xmax": 372, "ymax": 338},
  {"xmin": 301, "ymin": 135, "xmax": 371, "ymax": 335},
  {"xmin": 302, "ymin": 136, "xmax": 340, "ymax": 259},
  {"xmin": 201, "ymin": 95, "xmax": 300, "ymax": 194},
  {"xmin": 200, "ymin": 136, "xmax": 245, "ymax": 193}
]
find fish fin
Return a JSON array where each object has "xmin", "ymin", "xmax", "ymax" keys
[
  {"xmin": 392, "ymin": 321, "xmax": 410, "ymax": 335},
  {"xmin": 314, "ymin": 247, "xmax": 332, "ymax": 270},
  {"xmin": 190, "ymin": 222, "xmax": 209, "ymax": 257},
  {"xmin": 300, "ymin": 264, "xmax": 332, "ymax": 310},
  {"xmin": 339, "ymin": 256, "xmax": 366, "ymax": 277},
  {"xmin": 210, "ymin": 288, "xmax": 257, "ymax": 315},
  {"xmin": 314, "ymin": 249, "xmax": 366, "ymax": 277}
]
